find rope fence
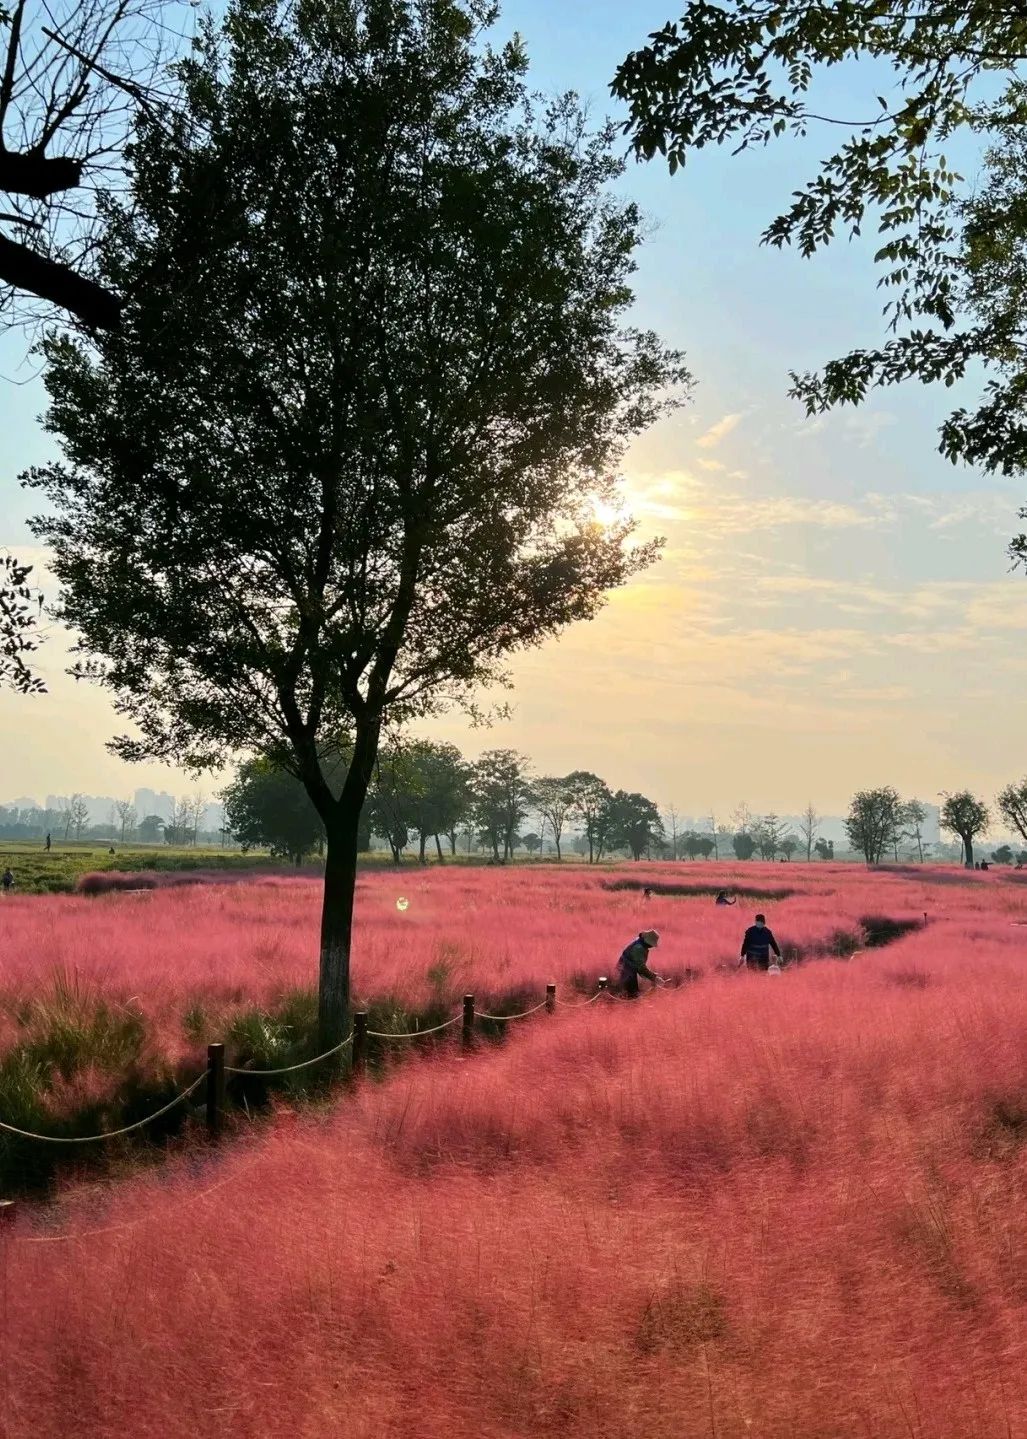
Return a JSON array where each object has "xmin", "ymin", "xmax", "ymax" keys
[{"xmin": 0, "ymin": 978, "xmax": 617, "ymax": 1151}]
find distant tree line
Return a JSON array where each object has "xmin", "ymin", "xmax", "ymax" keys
[
  {"xmin": 0, "ymin": 791, "xmax": 220, "ymax": 846},
  {"xmin": 844, "ymin": 784, "xmax": 1027, "ymax": 869}
]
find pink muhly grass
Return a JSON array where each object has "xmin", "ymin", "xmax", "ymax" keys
[{"xmin": 4, "ymin": 883, "xmax": 1027, "ymax": 1438}]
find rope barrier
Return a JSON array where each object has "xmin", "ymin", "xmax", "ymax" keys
[
  {"xmin": 555, "ymin": 990, "xmax": 609, "ymax": 1008},
  {"xmin": 224, "ymin": 1033, "xmax": 353, "ymax": 1077},
  {"xmin": 477, "ymin": 999, "xmax": 549, "ymax": 1021},
  {"xmin": 367, "ymin": 1014, "xmax": 462, "ymax": 1040},
  {"xmin": 0, "ymin": 1074, "xmax": 206, "ymax": 1145}
]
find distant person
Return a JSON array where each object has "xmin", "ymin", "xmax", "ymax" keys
[
  {"xmin": 616, "ymin": 929, "xmax": 664, "ymax": 997},
  {"xmin": 715, "ymin": 891, "xmax": 736, "ymax": 906},
  {"xmin": 108, "ymin": 846, "xmax": 116, "ymax": 856},
  {"xmin": 44, "ymin": 832, "xmax": 51, "ymax": 852},
  {"xmin": 740, "ymin": 914, "xmax": 782, "ymax": 972},
  {"xmin": 980, "ymin": 860, "xmax": 989, "ymax": 872},
  {"xmin": 643, "ymin": 886, "xmax": 652, "ymax": 901},
  {"xmin": 1, "ymin": 867, "xmax": 13, "ymax": 894}
]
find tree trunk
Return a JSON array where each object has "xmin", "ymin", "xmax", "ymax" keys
[
  {"xmin": 434, "ymin": 833, "xmax": 444, "ymax": 862},
  {"xmin": 418, "ymin": 831, "xmax": 427, "ymax": 864},
  {"xmin": 555, "ymin": 834, "xmax": 562, "ymax": 861},
  {"xmin": 318, "ymin": 810, "xmax": 362, "ymax": 1051},
  {"xmin": 964, "ymin": 834, "xmax": 975, "ymax": 867}
]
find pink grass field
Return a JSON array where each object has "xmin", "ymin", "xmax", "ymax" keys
[
  {"xmin": 1, "ymin": 861, "xmax": 1023, "ymax": 1060},
  {"xmin": 2, "ymin": 863, "xmax": 1027, "ymax": 1437},
  {"xmin": 2, "ymin": 857, "xmax": 1024, "ymax": 1433}
]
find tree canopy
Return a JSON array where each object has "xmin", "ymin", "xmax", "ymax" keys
[
  {"xmin": 941, "ymin": 789, "xmax": 990, "ymax": 867},
  {"xmin": 26, "ymin": 0, "xmax": 688, "ymax": 1042},
  {"xmin": 614, "ymin": 2, "xmax": 1027, "ymax": 560}
]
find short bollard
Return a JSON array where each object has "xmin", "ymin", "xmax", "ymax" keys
[
  {"xmin": 352, "ymin": 1011, "xmax": 368, "ymax": 1076},
  {"xmin": 462, "ymin": 994, "xmax": 475, "ymax": 1048},
  {"xmin": 546, "ymin": 983, "xmax": 556, "ymax": 1014},
  {"xmin": 206, "ymin": 1043, "xmax": 225, "ymax": 1140},
  {"xmin": 598, "ymin": 976, "xmax": 608, "ymax": 994}
]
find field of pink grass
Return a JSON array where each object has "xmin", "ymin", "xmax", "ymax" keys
[
  {"xmin": 2, "ymin": 862, "xmax": 1022, "ymax": 1066},
  {"xmin": 5, "ymin": 885, "xmax": 1027, "ymax": 1438}
]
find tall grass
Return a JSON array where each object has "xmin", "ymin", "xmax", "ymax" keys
[{"xmin": 5, "ymin": 915, "xmax": 1027, "ymax": 1438}]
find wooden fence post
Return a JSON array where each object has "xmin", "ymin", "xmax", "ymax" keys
[
  {"xmin": 545, "ymin": 983, "xmax": 556, "ymax": 1015},
  {"xmin": 206, "ymin": 1043, "xmax": 225, "ymax": 1140},
  {"xmin": 352, "ymin": 1011, "xmax": 368, "ymax": 1076},
  {"xmin": 462, "ymin": 994, "xmax": 475, "ymax": 1049},
  {"xmin": 598, "ymin": 976, "xmax": 608, "ymax": 995}
]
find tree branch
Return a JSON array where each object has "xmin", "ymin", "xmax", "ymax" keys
[{"xmin": 0, "ymin": 228, "xmax": 120, "ymax": 327}]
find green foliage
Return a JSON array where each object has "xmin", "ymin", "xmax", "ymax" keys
[
  {"xmin": 940, "ymin": 790, "xmax": 990, "ymax": 866},
  {"xmin": 997, "ymin": 777, "xmax": 1027, "ymax": 844},
  {"xmin": 25, "ymin": 0, "xmax": 688, "ymax": 1034},
  {"xmin": 732, "ymin": 831, "xmax": 756, "ymax": 861},
  {"xmin": 991, "ymin": 844, "xmax": 1014, "ymax": 866},
  {"xmin": 529, "ymin": 775, "xmax": 576, "ymax": 859},
  {"xmin": 614, "ymin": 2, "xmax": 1027, "ymax": 557},
  {"xmin": 223, "ymin": 756, "xmax": 329, "ymax": 864},
  {"xmin": 471, "ymin": 749, "xmax": 533, "ymax": 862},
  {"xmin": 606, "ymin": 789, "xmax": 663, "ymax": 861},
  {"xmin": 565, "ymin": 770, "xmax": 614, "ymax": 864},
  {"xmin": 845, "ymin": 787, "xmax": 901, "ymax": 866}
]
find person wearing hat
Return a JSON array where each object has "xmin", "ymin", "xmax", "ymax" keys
[{"xmin": 616, "ymin": 929, "xmax": 664, "ymax": 997}]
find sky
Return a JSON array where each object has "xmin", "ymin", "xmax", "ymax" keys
[{"xmin": 1, "ymin": 0, "xmax": 1024, "ymax": 819}]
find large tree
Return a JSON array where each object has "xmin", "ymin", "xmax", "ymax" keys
[
  {"xmin": 606, "ymin": 788, "xmax": 663, "ymax": 861},
  {"xmin": 941, "ymin": 790, "xmax": 990, "ymax": 869},
  {"xmin": 845, "ymin": 786, "xmax": 901, "ymax": 867},
  {"xmin": 614, "ymin": 3, "xmax": 1027, "ymax": 561},
  {"xmin": 24, "ymin": 0, "xmax": 688, "ymax": 1046}
]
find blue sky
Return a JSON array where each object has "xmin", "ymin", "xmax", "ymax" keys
[{"xmin": 1, "ymin": 0, "xmax": 1024, "ymax": 820}]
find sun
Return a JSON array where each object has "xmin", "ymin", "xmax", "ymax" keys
[{"xmin": 589, "ymin": 494, "xmax": 628, "ymax": 528}]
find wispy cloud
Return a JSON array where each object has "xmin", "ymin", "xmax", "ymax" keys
[{"xmin": 696, "ymin": 413, "xmax": 743, "ymax": 450}]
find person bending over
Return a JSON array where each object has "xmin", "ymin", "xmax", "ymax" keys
[
  {"xmin": 740, "ymin": 914, "xmax": 781, "ymax": 972},
  {"xmin": 617, "ymin": 929, "xmax": 664, "ymax": 997},
  {"xmin": 715, "ymin": 891, "xmax": 736, "ymax": 906}
]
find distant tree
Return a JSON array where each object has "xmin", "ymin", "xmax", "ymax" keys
[
  {"xmin": 70, "ymin": 794, "xmax": 89, "ymax": 840},
  {"xmin": 521, "ymin": 832, "xmax": 541, "ymax": 856},
  {"xmin": 566, "ymin": 771, "xmax": 614, "ymax": 864},
  {"xmin": 991, "ymin": 844, "xmax": 1014, "ymax": 866},
  {"xmin": 845, "ymin": 788, "xmax": 901, "ymax": 867},
  {"xmin": 607, "ymin": 790, "xmax": 663, "ymax": 861},
  {"xmin": 706, "ymin": 814, "xmax": 720, "ymax": 860},
  {"xmin": 366, "ymin": 746, "xmax": 417, "ymax": 864},
  {"xmin": 137, "ymin": 812, "xmax": 164, "ymax": 843},
  {"xmin": 472, "ymin": 750, "xmax": 533, "ymax": 863},
  {"xmin": 780, "ymin": 835, "xmax": 799, "ymax": 861},
  {"xmin": 56, "ymin": 794, "xmax": 75, "ymax": 840},
  {"xmin": 531, "ymin": 776, "xmax": 576, "ymax": 862},
  {"xmin": 732, "ymin": 831, "xmax": 756, "ymax": 862},
  {"xmin": 223, "ymin": 758, "xmax": 325, "ymax": 865},
  {"xmin": 681, "ymin": 830, "xmax": 701, "ymax": 861},
  {"xmin": 24, "ymin": 0, "xmax": 687, "ymax": 1049},
  {"xmin": 167, "ymin": 796, "xmax": 193, "ymax": 847},
  {"xmin": 664, "ymin": 803, "xmax": 681, "ymax": 860},
  {"xmin": 113, "ymin": 799, "xmax": 137, "ymax": 843},
  {"xmin": 696, "ymin": 835, "xmax": 715, "ymax": 860},
  {"xmin": 813, "ymin": 837, "xmax": 834, "ymax": 862},
  {"xmin": 754, "ymin": 813, "xmax": 786, "ymax": 861},
  {"xmin": 798, "ymin": 803, "xmax": 820, "ymax": 863},
  {"xmin": 1018, "ymin": 852, "xmax": 1027, "ymax": 868},
  {"xmin": 941, "ymin": 791, "xmax": 990, "ymax": 869},
  {"xmin": 900, "ymin": 799, "xmax": 929, "ymax": 863},
  {"xmin": 997, "ymin": 779, "xmax": 1027, "ymax": 846},
  {"xmin": 396, "ymin": 740, "xmax": 471, "ymax": 863}
]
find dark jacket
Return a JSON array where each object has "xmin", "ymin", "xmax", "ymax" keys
[
  {"xmin": 618, "ymin": 937, "xmax": 658, "ymax": 980},
  {"xmin": 740, "ymin": 924, "xmax": 780, "ymax": 959}
]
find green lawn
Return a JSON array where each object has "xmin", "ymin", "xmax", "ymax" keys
[{"xmin": 0, "ymin": 841, "xmax": 287, "ymax": 894}]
